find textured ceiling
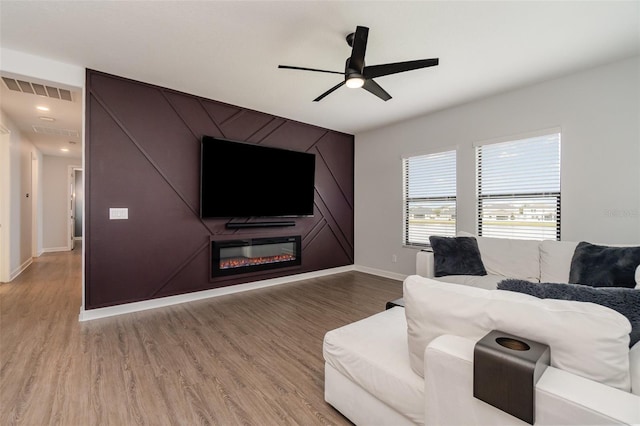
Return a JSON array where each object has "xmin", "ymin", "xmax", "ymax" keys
[{"xmin": 0, "ymin": 0, "xmax": 638, "ymax": 152}]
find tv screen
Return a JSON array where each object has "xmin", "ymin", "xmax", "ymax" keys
[{"xmin": 200, "ymin": 136, "xmax": 316, "ymax": 218}]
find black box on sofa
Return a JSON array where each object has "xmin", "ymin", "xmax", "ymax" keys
[{"xmin": 473, "ymin": 330, "xmax": 550, "ymax": 424}]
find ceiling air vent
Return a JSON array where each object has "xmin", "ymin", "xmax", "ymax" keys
[
  {"xmin": 32, "ymin": 125, "xmax": 80, "ymax": 138},
  {"xmin": 2, "ymin": 77, "xmax": 74, "ymax": 102}
]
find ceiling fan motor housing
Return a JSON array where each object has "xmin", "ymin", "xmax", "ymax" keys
[{"xmin": 345, "ymin": 58, "xmax": 364, "ymax": 86}]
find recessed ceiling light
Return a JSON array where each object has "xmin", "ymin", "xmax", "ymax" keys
[
  {"xmin": 39, "ymin": 116, "xmax": 55, "ymax": 122},
  {"xmin": 60, "ymin": 148, "xmax": 69, "ymax": 152},
  {"xmin": 36, "ymin": 106, "xmax": 50, "ymax": 112}
]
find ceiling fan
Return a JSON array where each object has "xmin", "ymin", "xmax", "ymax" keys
[{"xmin": 278, "ymin": 25, "xmax": 439, "ymax": 102}]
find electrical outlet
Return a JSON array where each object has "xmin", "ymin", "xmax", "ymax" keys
[
  {"xmin": 392, "ymin": 254, "xmax": 397, "ymax": 263},
  {"xmin": 109, "ymin": 208, "xmax": 128, "ymax": 220}
]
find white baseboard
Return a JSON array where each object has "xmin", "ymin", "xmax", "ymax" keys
[
  {"xmin": 353, "ymin": 264, "xmax": 407, "ymax": 282},
  {"xmin": 79, "ymin": 265, "xmax": 356, "ymax": 321},
  {"xmin": 9, "ymin": 257, "xmax": 33, "ymax": 281},
  {"xmin": 42, "ymin": 246, "xmax": 71, "ymax": 253}
]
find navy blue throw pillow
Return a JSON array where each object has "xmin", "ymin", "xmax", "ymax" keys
[
  {"xmin": 569, "ymin": 242, "xmax": 640, "ymax": 288},
  {"xmin": 497, "ymin": 279, "xmax": 640, "ymax": 347},
  {"xmin": 429, "ymin": 236, "xmax": 487, "ymax": 278}
]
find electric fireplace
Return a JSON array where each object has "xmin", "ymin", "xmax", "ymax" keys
[{"xmin": 211, "ymin": 236, "xmax": 302, "ymax": 277}]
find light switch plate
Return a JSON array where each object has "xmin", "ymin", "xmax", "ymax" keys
[{"xmin": 109, "ymin": 208, "xmax": 128, "ymax": 220}]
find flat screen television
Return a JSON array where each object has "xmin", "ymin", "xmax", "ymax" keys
[{"xmin": 200, "ymin": 136, "xmax": 316, "ymax": 218}]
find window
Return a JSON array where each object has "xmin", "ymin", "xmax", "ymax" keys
[
  {"xmin": 476, "ymin": 132, "xmax": 561, "ymax": 240},
  {"xmin": 403, "ymin": 150, "xmax": 456, "ymax": 247}
]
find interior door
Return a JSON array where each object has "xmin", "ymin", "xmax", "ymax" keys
[
  {"xmin": 74, "ymin": 170, "xmax": 83, "ymax": 240},
  {"xmin": 69, "ymin": 170, "xmax": 75, "ymax": 250}
]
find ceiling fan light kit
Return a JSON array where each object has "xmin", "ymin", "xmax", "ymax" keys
[
  {"xmin": 346, "ymin": 76, "xmax": 365, "ymax": 89},
  {"xmin": 278, "ymin": 25, "xmax": 439, "ymax": 102}
]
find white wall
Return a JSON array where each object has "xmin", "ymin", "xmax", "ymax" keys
[
  {"xmin": 42, "ymin": 156, "xmax": 81, "ymax": 251},
  {"xmin": 18, "ymin": 134, "xmax": 32, "ymax": 263},
  {"xmin": 0, "ymin": 111, "xmax": 42, "ymax": 281},
  {"xmin": 33, "ymin": 148, "xmax": 43, "ymax": 256},
  {"xmin": 0, "ymin": 127, "xmax": 10, "ymax": 282},
  {"xmin": 355, "ymin": 56, "xmax": 640, "ymax": 276}
]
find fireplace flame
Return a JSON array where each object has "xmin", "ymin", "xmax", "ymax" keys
[{"xmin": 220, "ymin": 254, "xmax": 296, "ymax": 269}]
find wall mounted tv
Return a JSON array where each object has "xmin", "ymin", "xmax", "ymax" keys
[{"xmin": 200, "ymin": 136, "xmax": 316, "ymax": 218}]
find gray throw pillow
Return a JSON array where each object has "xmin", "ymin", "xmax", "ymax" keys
[
  {"xmin": 569, "ymin": 242, "xmax": 640, "ymax": 288},
  {"xmin": 429, "ymin": 236, "xmax": 487, "ymax": 277},
  {"xmin": 497, "ymin": 279, "xmax": 640, "ymax": 347}
]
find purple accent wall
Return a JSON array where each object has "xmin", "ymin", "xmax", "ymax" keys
[{"xmin": 85, "ymin": 70, "xmax": 354, "ymax": 309}]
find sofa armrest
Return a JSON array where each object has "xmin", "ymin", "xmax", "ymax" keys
[
  {"xmin": 424, "ymin": 335, "xmax": 640, "ymax": 426},
  {"xmin": 416, "ymin": 250, "xmax": 435, "ymax": 278}
]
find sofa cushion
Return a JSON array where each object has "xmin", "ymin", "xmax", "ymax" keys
[
  {"xmin": 497, "ymin": 279, "xmax": 640, "ymax": 347},
  {"xmin": 458, "ymin": 231, "xmax": 540, "ymax": 281},
  {"xmin": 429, "ymin": 236, "xmax": 487, "ymax": 277},
  {"xmin": 540, "ymin": 240, "xmax": 640, "ymax": 287},
  {"xmin": 323, "ymin": 307, "xmax": 425, "ymax": 424},
  {"xmin": 404, "ymin": 275, "xmax": 631, "ymax": 391},
  {"xmin": 569, "ymin": 242, "xmax": 640, "ymax": 288},
  {"xmin": 540, "ymin": 240, "xmax": 578, "ymax": 283},
  {"xmin": 434, "ymin": 274, "xmax": 504, "ymax": 290}
]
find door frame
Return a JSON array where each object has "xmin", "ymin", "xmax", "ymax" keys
[{"xmin": 67, "ymin": 165, "xmax": 82, "ymax": 251}]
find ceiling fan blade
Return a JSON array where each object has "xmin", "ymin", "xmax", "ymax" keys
[
  {"xmin": 278, "ymin": 65, "xmax": 344, "ymax": 75},
  {"xmin": 313, "ymin": 81, "xmax": 346, "ymax": 102},
  {"xmin": 363, "ymin": 58, "xmax": 439, "ymax": 79},
  {"xmin": 348, "ymin": 26, "xmax": 369, "ymax": 73},
  {"xmin": 362, "ymin": 79, "xmax": 392, "ymax": 101}
]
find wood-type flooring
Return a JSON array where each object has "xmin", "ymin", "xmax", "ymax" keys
[{"xmin": 0, "ymin": 246, "xmax": 403, "ymax": 425}]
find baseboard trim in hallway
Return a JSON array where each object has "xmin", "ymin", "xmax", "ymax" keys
[{"xmin": 8, "ymin": 257, "xmax": 32, "ymax": 282}]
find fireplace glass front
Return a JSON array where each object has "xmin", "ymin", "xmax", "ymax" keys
[{"xmin": 211, "ymin": 236, "xmax": 302, "ymax": 277}]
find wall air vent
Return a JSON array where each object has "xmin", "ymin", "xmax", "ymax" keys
[
  {"xmin": 32, "ymin": 125, "xmax": 80, "ymax": 138},
  {"xmin": 2, "ymin": 77, "xmax": 74, "ymax": 102}
]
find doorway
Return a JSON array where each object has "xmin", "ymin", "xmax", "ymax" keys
[{"xmin": 68, "ymin": 166, "xmax": 83, "ymax": 251}]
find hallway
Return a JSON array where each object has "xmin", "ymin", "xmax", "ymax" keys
[{"xmin": 0, "ymin": 246, "xmax": 86, "ymax": 424}]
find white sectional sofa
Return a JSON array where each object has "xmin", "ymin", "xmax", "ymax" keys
[
  {"xmin": 323, "ymin": 234, "xmax": 640, "ymax": 425},
  {"xmin": 417, "ymin": 231, "xmax": 640, "ymax": 290}
]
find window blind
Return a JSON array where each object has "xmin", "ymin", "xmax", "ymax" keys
[
  {"xmin": 403, "ymin": 150, "xmax": 456, "ymax": 246},
  {"xmin": 477, "ymin": 133, "xmax": 561, "ymax": 240}
]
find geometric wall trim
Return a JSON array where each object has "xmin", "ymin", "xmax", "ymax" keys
[{"xmin": 85, "ymin": 70, "xmax": 354, "ymax": 309}]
